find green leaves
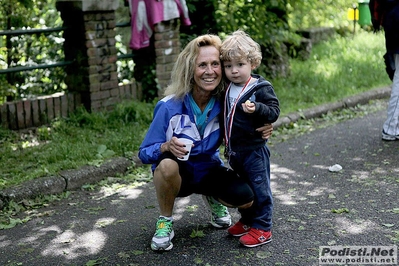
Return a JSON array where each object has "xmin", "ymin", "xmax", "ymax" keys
[
  {"xmin": 0, "ymin": 217, "xmax": 28, "ymax": 229},
  {"xmin": 190, "ymin": 228, "xmax": 205, "ymax": 238},
  {"xmin": 331, "ymin": 208, "xmax": 350, "ymax": 214},
  {"xmin": 17, "ymin": 0, "xmax": 34, "ymax": 9},
  {"xmin": 96, "ymin": 145, "xmax": 116, "ymax": 159}
]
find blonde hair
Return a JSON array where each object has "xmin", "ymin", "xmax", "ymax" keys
[
  {"xmin": 164, "ymin": 34, "xmax": 224, "ymax": 99},
  {"xmin": 220, "ymin": 30, "xmax": 262, "ymax": 68}
]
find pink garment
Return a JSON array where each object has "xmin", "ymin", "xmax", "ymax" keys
[{"xmin": 129, "ymin": 0, "xmax": 191, "ymax": 50}]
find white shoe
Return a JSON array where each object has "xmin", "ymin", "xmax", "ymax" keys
[{"xmin": 382, "ymin": 130, "xmax": 399, "ymax": 141}]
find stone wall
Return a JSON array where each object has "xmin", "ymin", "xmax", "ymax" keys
[
  {"xmin": 154, "ymin": 19, "xmax": 181, "ymax": 97},
  {"xmin": 56, "ymin": 0, "xmax": 125, "ymax": 112}
]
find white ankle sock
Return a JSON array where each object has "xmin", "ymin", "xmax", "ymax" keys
[{"xmin": 160, "ymin": 216, "xmax": 173, "ymax": 221}]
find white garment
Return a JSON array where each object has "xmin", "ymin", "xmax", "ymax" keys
[
  {"xmin": 383, "ymin": 53, "xmax": 399, "ymax": 136},
  {"xmin": 228, "ymin": 83, "xmax": 249, "ymax": 106}
]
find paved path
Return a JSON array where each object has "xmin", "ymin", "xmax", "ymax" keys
[{"xmin": 1, "ymin": 107, "xmax": 399, "ymax": 266}]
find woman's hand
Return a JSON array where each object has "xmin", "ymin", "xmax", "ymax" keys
[
  {"xmin": 256, "ymin": 123, "xmax": 273, "ymax": 140},
  {"xmin": 162, "ymin": 137, "xmax": 194, "ymax": 159}
]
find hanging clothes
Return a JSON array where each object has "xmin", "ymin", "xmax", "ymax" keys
[{"xmin": 129, "ymin": 0, "xmax": 191, "ymax": 50}]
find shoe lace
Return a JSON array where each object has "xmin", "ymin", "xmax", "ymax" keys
[
  {"xmin": 208, "ymin": 197, "xmax": 228, "ymax": 218},
  {"xmin": 155, "ymin": 218, "xmax": 173, "ymax": 237}
]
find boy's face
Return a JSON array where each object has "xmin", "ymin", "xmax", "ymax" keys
[{"xmin": 223, "ymin": 58, "xmax": 255, "ymax": 86}]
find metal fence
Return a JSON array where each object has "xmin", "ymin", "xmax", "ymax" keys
[
  {"xmin": 0, "ymin": 21, "xmax": 132, "ymax": 98},
  {"xmin": 0, "ymin": 27, "xmax": 73, "ymax": 75},
  {"xmin": 0, "ymin": 21, "xmax": 140, "ymax": 130}
]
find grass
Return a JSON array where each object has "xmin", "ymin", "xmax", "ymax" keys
[
  {"xmin": 0, "ymin": 101, "xmax": 155, "ymax": 189},
  {"xmin": 0, "ymin": 29, "xmax": 391, "ymax": 190},
  {"xmin": 272, "ymin": 29, "xmax": 390, "ymax": 114}
]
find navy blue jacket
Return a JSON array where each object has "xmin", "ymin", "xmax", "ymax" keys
[{"xmin": 224, "ymin": 74, "xmax": 280, "ymax": 152}]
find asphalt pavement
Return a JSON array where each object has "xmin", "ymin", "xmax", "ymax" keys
[{"xmin": 1, "ymin": 87, "xmax": 399, "ymax": 266}]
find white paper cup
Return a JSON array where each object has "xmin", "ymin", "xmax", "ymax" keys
[{"xmin": 177, "ymin": 138, "xmax": 193, "ymax": 161}]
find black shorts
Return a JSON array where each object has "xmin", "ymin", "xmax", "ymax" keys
[{"xmin": 157, "ymin": 152, "xmax": 254, "ymax": 207}]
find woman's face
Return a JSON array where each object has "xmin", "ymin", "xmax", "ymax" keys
[{"xmin": 193, "ymin": 46, "xmax": 222, "ymax": 93}]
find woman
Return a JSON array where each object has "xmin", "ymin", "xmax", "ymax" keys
[{"xmin": 139, "ymin": 34, "xmax": 273, "ymax": 252}]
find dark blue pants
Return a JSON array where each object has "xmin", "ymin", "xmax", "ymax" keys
[{"xmin": 229, "ymin": 145, "xmax": 273, "ymax": 231}]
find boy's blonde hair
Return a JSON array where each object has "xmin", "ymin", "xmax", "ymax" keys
[
  {"xmin": 220, "ymin": 30, "xmax": 262, "ymax": 68},
  {"xmin": 164, "ymin": 34, "xmax": 224, "ymax": 99}
]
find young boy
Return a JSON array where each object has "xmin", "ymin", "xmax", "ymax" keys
[{"xmin": 220, "ymin": 30, "xmax": 280, "ymax": 247}]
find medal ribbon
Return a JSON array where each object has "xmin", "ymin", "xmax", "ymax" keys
[{"xmin": 223, "ymin": 76, "xmax": 252, "ymax": 151}]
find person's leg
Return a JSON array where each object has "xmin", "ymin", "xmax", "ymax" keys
[
  {"xmin": 382, "ymin": 53, "xmax": 399, "ymax": 139},
  {"xmin": 229, "ymin": 146, "xmax": 273, "ymax": 247},
  {"xmin": 150, "ymin": 157, "xmax": 182, "ymax": 251},
  {"xmin": 213, "ymin": 168, "xmax": 254, "ymax": 209},
  {"xmin": 209, "ymin": 165, "xmax": 254, "ymax": 237},
  {"xmin": 150, "ymin": 153, "xmax": 197, "ymax": 251},
  {"xmin": 201, "ymin": 194, "xmax": 232, "ymax": 228},
  {"xmin": 199, "ymin": 165, "xmax": 254, "ymax": 228},
  {"xmin": 241, "ymin": 147, "xmax": 273, "ymax": 232},
  {"xmin": 199, "ymin": 165, "xmax": 254, "ymax": 207},
  {"xmin": 153, "ymin": 158, "xmax": 181, "ymax": 217},
  {"xmin": 227, "ymin": 153, "xmax": 259, "ymax": 228}
]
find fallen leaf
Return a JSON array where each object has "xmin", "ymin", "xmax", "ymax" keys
[{"xmin": 382, "ymin": 224, "xmax": 395, "ymax": 227}]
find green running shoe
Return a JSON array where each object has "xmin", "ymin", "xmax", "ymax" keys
[
  {"xmin": 151, "ymin": 217, "xmax": 174, "ymax": 251},
  {"xmin": 203, "ymin": 195, "xmax": 232, "ymax": 228}
]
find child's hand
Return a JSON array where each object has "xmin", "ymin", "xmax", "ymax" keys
[{"xmin": 242, "ymin": 100, "xmax": 255, "ymax": 113}]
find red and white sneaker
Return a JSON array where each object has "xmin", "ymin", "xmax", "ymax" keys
[
  {"xmin": 228, "ymin": 221, "xmax": 251, "ymax": 237},
  {"xmin": 239, "ymin": 228, "xmax": 272, "ymax": 247}
]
